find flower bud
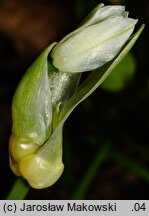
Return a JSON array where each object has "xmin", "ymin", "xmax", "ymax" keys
[
  {"xmin": 51, "ymin": 4, "xmax": 137, "ymax": 73},
  {"xmin": 19, "ymin": 153, "xmax": 64, "ymax": 189},
  {"xmin": 8, "ymin": 3, "xmax": 143, "ymax": 189},
  {"xmin": 19, "ymin": 128, "xmax": 64, "ymax": 189}
]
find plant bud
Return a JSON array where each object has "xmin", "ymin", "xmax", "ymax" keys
[{"xmin": 51, "ymin": 5, "xmax": 137, "ymax": 73}]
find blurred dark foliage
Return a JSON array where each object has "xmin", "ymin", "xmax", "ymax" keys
[{"xmin": 0, "ymin": 0, "xmax": 149, "ymax": 199}]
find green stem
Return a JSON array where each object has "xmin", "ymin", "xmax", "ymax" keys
[
  {"xmin": 7, "ymin": 177, "xmax": 30, "ymax": 200},
  {"xmin": 72, "ymin": 143, "xmax": 110, "ymax": 199}
]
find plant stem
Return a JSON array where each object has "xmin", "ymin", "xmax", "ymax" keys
[{"xmin": 7, "ymin": 177, "xmax": 30, "ymax": 200}]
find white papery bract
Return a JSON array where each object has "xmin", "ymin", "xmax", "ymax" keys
[{"xmin": 51, "ymin": 4, "xmax": 137, "ymax": 73}]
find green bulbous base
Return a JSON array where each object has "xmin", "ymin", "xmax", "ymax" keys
[
  {"xmin": 19, "ymin": 154, "xmax": 64, "ymax": 189},
  {"xmin": 9, "ymin": 135, "xmax": 40, "ymax": 162}
]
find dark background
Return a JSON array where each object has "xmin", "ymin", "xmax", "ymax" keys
[{"xmin": 0, "ymin": 0, "xmax": 148, "ymax": 199}]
